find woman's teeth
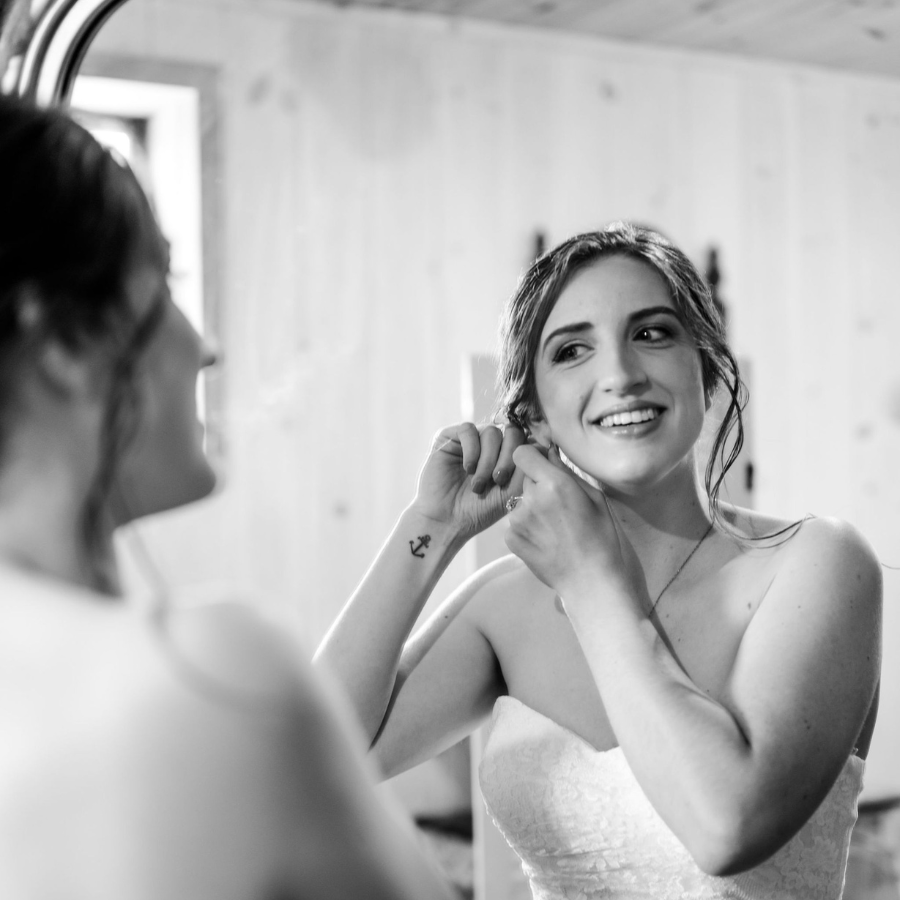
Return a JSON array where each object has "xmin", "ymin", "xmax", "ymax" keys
[{"xmin": 599, "ymin": 408, "xmax": 660, "ymax": 427}]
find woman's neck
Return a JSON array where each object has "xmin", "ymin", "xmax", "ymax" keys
[
  {"xmin": 603, "ymin": 461, "xmax": 711, "ymax": 550},
  {"xmin": 600, "ymin": 465, "xmax": 714, "ymax": 599},
  {"xmin": 0, "ymin": 455, "xmax": 119, "ymax": 596}
]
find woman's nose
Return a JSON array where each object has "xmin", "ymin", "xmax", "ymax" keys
[
  {"xmin": 200, "ymin": 338, "xmax": 219, "ymax": 370},
  {"xmin": 596, "ymin": 343, "xmax": 648, "ymax": 394}
]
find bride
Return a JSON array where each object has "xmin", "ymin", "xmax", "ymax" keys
[
  {"xmin": 316, "ymin": 222, "xmax": 881, "ymax": 898},
  {"xmin": 0, "ymin": 93, "xmax": 457, "ymax": 900}
]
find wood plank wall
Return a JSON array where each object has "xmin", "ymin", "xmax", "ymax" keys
[{"xmin": 90, "ymin": 0, "xmax": 900, "ymax": 798}]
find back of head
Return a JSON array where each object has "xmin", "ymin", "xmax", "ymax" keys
[
  {"xmin": 0, "ymin": 94, "xmax": 165, "ymax": 585},
  {"xmin": 0, "ymin": 94, "xmax": 157, "ymax": 378}
]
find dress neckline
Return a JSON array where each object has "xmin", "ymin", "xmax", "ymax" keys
[{"xmin": 494, "ymin": 694, "xmax": 622, "ymax": 756}]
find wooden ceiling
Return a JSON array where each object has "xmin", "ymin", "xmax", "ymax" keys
[{"xmin": 313, "ymin": 0, "xmax": 900, "ymax": 79}]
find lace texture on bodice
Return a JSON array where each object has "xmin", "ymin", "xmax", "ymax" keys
[{"xmin": 479, "ymin": 696, "xmax": 864, "ymax": 900}]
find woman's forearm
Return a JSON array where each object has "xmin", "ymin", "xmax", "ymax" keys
[
  {"xmin": 313, "ymin": 506, "xmax": 464, "ymax": 742},
  {"xmin": 563, "ymin": 589, "xmax": 755, "ymax": 873}
]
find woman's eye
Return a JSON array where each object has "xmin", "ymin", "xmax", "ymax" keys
[
  {"xmin": 634, "ymin": 324, "xmax": 673, "ymax": 343},
  {"xmin": 552, "ymin": 343, "xmax": 586, "ymax": 363}
]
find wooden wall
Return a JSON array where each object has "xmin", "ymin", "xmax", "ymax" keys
[{"xmin": 91, "ymin": 0, "xmax": 900, "ymax": 798}]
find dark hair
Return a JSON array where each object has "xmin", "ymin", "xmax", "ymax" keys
[
  {"xmin": 497, "ymin": 222, "xmax": 747, "ymax": 529},
  {"xmin": 0, "ymin": 94, "xmax": 166, "ymax": 591}
]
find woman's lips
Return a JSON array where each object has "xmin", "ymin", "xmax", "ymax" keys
[
  {"xmin": 593, "ymin": 407, "xmax": 665, "ymax": 437},
  {"xmin": 598, "ymin": 406, "xmax": 661, "ymax": 428}
]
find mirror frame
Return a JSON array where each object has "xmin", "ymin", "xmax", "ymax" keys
[{"xmin": 5, "ymin": 0, "xmax": 127, "ymax": 105}]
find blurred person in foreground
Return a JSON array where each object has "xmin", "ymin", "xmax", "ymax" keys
[{"xmin": 0, "ymin": 93, "xmax": 456, "ymax": 900}]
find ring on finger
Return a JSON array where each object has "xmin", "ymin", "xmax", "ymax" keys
[{"xmin": 505, "ymin": 495, "xmax": 524, "ymax": 513}]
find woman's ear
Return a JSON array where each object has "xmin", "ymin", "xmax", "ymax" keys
[
  {"xmin": 35, "ymin": 340, "xmax": 97, "ymax": 399},
  {"xmin": 16, "ymin": 285, "xmax": 89, "ymax": 397},
  {"xmin": 15, "ymin": 288, "xmax": 101, "ymax": 400},
  {"xmin": 528, "ymin": 417, "xmax": 552, "ymax": 448}
]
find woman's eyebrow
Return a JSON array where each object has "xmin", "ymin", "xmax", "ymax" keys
[
  {"xmin": 541, "ymin": 321, "xmax": 593, "ymax": 354},
  {"xmin": 630, "ymin": 305, "xmax": 682, "ymax": 324}
]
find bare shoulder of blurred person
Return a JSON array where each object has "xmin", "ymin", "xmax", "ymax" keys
[{"xmin": 0, "ymin": 569, "xmax": 455, "ymax": 900}]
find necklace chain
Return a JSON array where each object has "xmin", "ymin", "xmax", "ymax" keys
[{"xmin": 648, "ymin": 522, "xmax": 714, "ymax": 618}]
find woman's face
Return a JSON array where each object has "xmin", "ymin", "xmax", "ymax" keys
[
  {"xmin": 530, "ymin": 254, "xmax": 706, "ymax": 495},
  {"xmin": 113, "ymin": 239, "xmax": 217, "ymax": 521}
]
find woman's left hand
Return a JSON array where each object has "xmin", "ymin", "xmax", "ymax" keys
[{"xmin": 504, "ymin": 444, "xmax": 635, "ymax": 600}]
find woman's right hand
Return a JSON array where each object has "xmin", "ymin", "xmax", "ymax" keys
[{"xmin": 410, "ymin": 422, "xmax": 527, "ymax": 541}]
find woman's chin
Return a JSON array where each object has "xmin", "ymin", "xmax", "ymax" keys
[
  {"xmin": 116, "ymin": 460, "xmax": 219, "ymax": 523},
  {"xmin": 173, "ymin": 460, "xmax": 219, "ymax": 509},
  {"xmin": 186, "ymin": 460, "xmax": 219, "ymax": 504}
]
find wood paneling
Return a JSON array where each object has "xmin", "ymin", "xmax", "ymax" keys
[{"xmin": 311, "ymin": 0, "xmax": 900, "ymax": 80}]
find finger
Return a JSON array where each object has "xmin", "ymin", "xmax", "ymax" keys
[
  {"xmin": 511, "ymin": 443, "xmax": 557, "ymax": 481},
  {"xmin": 505, "ymin": 474, "xmax": 535, "ymax": 516},
  {"xmin": 493, "ymin": 425, "xmax": 527, "ymax": 487},
  {"xmin": 453, "ymin": 422, "xmax": 481, "ymax": 474},
  {"xmin": 433, "ymin": 425, "xmax": 463, "ymax": 459},
  {"xmin": 548, "ymin": 445, "xmax": 606, "ymax": 504},
  {"xmin": 471, "ymin": 425, "xmax": 502, "ymax": 493},
  {"xmin": 526, "ymin": 435, "xmax": 551, "ymax": 458},
  {"xmin": 503, "ymin": 463, "xmax": 527, "ymax": 503},
  {"xmin": 547, "ymin": 444, "xmax": 567, "ymax": 468}
]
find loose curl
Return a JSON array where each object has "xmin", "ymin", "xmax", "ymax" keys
[
  {"xmin": 496, "ymin": 222, "xmax": 748, "ymax": 532},
  {"xmin": 0, "ymin": 94, "xmax": 167, "ymax": 592}
]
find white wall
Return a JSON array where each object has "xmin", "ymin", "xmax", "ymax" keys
[{"xmin": 91, "ymin": 0, "xmax": 900, "ymax": 798}]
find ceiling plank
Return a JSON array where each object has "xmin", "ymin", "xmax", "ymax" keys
[{"xmin": 308, "ymin": 0, "xmax": 900, "ymax": 79}]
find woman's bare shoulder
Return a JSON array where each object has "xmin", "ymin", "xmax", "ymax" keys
[
  {"xmin": 730, "ymin": 501, "xmax": 873, "ymax": 542},
  {"xmin": 722, "ymin": 505, "xmax": 879, "ymax": 563},
  {"xmin": 0, "ymin": 591, "xmax": 332, "ymax": 900},
  {"xmin": 775, "ymin": 514, "xmax": 883, "ymax": 602},
  {"xmin": 721, "ymin": 505, "xmax": 882, "ymax": 616},
  {"xmin": 113, "ymin": 597, "xmax": 453, "ymax": 900},
  {"xmin": 101, "ymin": 592, "xmax": 351, "ymax": 826},
  {"xmin": 718, "ymin": 503, "xmax": 802, "ymax": 544},
  {"xmin": 458, "ymin": 553, "xmax": 552, "ymax": 627},
  {"xmin": 148, "ymin": 590, "xmax": 317, "ymax": 702},
  {"xmin": 112, "ymin": 596, "xmax": 326, "ymax": 768}
]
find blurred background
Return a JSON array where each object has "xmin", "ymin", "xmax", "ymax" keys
[{"xmin": 8, "ymin": 0, "xmax": 900, "ymax": 896}]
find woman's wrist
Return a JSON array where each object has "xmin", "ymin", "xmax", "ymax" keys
[
  {"xmin": 559, "ymin": 567, "xmax": 644, "ymax": 621},
  {"xmin": 399, "ymin": 504, "xmax": 469, "ymax": 559}
]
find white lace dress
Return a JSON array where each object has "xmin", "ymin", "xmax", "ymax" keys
[{"xmin": 479, "ymin": 696, "xmax": 863, "ymax": 899}]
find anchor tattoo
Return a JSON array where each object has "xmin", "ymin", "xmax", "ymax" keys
[{"xmin": 409, "ymin": 535, "xmax": 431, "ymax": 558}]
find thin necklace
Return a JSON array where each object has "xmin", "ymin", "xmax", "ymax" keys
[{"xmin": 648, "ymin": 522, "xmax": 714, "ymax": 618}]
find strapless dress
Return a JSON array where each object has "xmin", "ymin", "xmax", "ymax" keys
[{"xmin": 479, "ymin": 696, "xmax": 864, "ymax": 899}]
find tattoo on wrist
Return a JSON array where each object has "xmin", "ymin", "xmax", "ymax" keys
[{"xmin": 409, "ymin": 535, "xmax": 431, "ymax": 558}]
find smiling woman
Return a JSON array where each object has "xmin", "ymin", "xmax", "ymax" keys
[
  {"xmin": 529, "ymin": 258, "xmax": 709, "ymax": 499},
  {"xmin": 316, "ymin": 221, "xmax": 882, "ymax": 898},
  {"xmin": 499, "ymin": 227, "xmax": 745, "ymax": 532}
]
